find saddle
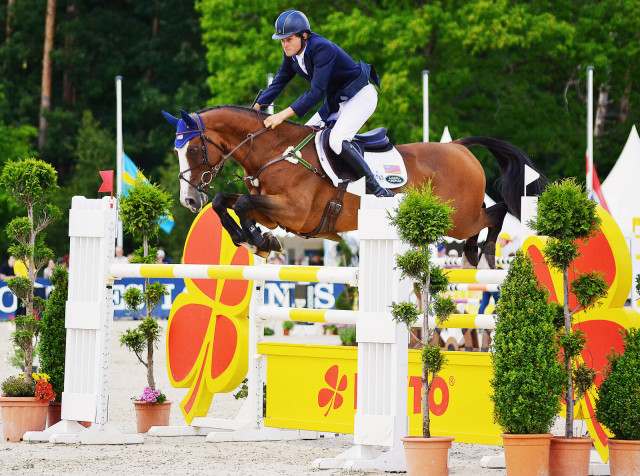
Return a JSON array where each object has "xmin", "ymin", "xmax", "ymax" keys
[{"xmin": 317, "ymin": 128, "xmax": 407, "ymax": 193}]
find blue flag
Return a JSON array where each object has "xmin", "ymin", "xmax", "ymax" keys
[{"xmin": 123, "ymin": 153, "xmax": 175, "ymax": 234}]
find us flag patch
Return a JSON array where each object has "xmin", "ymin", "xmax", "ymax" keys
[{"xmin": 384, "ymin": 165, "xmax": 401, "ymax": 174}]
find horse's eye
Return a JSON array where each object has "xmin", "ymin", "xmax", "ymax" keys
[{"xmin": 188, "ymin": 146, "xmax": 199, "ymax": 154}]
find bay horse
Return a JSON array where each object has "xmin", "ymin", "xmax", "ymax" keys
[{"xmin": 162, "ymin": 106, "xmax": 545, "ymax": 268}]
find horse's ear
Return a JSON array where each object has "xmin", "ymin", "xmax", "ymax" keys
[
  {"xmin": 179, "ymin": 109, "xmax": 198, "ymax": 130},
  {"xmin": 162, "ymin": 110, "xmax": 179, "ymax": 128}
]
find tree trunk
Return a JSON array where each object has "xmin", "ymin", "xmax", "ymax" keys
[
  {"xmin": 422, "ymin": 271, "xmax": 432, "ymax": 438},
  {"xmin": 619, "ymin": 73, "xmax": 631, "ymax": 124},
  {"xmin": 38, "ymin": 0, "xmax": 57, "ymax": 150},
  {"xmin": 5, "ymin": 0, "xmax": 15, "ymax": 40},
  {"xmin": 147, "ymin": 335, "xmax": 155, "ymax": 390},
  {"xmin": 594, "ymin": 83, "xmax": 609, "ymax": 139},
  {"xmin": 564, "ymin": 268, "xmax": 573, "ymax": 439},
  {"xmin": 62, "ymin": 1, "xmax": 76, "ymax": 105},
  {"xmin": 145, "ymin": 4, "xmax": 159, "ymax": 84}
]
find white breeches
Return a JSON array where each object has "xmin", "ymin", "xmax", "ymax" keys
[{"xmin": 305, "ymin": 83, "xmax": 378, "ymax": 154}]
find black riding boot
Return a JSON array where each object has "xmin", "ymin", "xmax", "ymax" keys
[{"xmin": 339, "ymin": 140, "xmax": 393, "ymax": 197}]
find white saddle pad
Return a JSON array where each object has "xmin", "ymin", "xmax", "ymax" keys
[{"xmin": 314, "ymin": 132, "xmax": 408, "ymax": 196}]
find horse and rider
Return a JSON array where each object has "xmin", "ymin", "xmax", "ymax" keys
[{"xmin": 163, "ymin": 10, "xmax": 546, "ymax": 268}]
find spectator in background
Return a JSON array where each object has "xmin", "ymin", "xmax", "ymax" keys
[
  {"xmin": 56, "ymin": 257, "xmax": 67, "ymax": 269},
  {"xmin": 114, "ymin": 246, "xmax": 129, "ymax": 264},
  {"xmin": 437, "ymin": 244, "xmax": 446, "ymax": 258},
  {"xmin": 157, "ymin": 248, "xmax": 172, "ymax": 264},
  {"xmin": 43, "ymin": 259, "xmax": 56, "ymax": 279},
  {"xmin": 0, "ymin": 255, "xmax": 16, "ymax": 279}
]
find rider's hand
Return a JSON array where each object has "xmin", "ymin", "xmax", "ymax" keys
[
  {"xmin": 253, "ymin": 103, "xmax": 262, "ymax": 111},
  {"xmin": 263, "ymin": 107, "xmax": 295, "ymax": 130}
]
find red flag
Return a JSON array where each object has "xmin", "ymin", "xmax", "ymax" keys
[
  {"xmin": 98, "ymin": 170, "xmax": 114, "ymax": 198},
  {"xmin": 585, "ymin": 154, "xmax": 610, "ymax": 214}
]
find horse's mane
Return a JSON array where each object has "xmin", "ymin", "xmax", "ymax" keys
[{"xmin": 196, "ymin": 105, "xmax": 310, "ymax": 131}]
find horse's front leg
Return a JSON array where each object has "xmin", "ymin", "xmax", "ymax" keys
[
  {"xmin": 233, "ymin": 194, "xmax": 283, "ymax": 256},
  {"xmin": 211, "ymin": 193, "xmax": 247, "ymax": 247}
]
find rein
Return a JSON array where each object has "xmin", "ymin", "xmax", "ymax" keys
[{"xmin": 179, "ymin": 112, "xmax": 326, "ymax": 195}]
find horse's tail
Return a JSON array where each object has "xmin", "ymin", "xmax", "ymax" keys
[{"xmin": 454, "ymin": 136, "xmax": 547, "ymax": 220}]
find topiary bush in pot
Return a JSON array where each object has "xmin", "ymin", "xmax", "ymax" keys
[{"xmin": 491, "ymin": 251, "xmax": 565, "ymax": 474}]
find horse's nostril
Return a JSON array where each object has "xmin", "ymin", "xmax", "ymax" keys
[{"xmin": 185, "ymin": 198, "xmax": 197, "ymax": 208}]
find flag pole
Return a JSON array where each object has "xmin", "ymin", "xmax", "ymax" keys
[
  {"xmin": 422, "ymin": 70, "xmax": 429, "ymax": 143},
  {"xmin": 115, "ymin": 76, "xmax": 124, "ymax": 248},
  {"xmin": 586, "ymin": 66, "xmax": 594, "ymax": 196}
]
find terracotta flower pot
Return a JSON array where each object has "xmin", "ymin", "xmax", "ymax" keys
[
  {"xmin": 502, "ymin": 433, "xmax": 553, "ymax": 476},
  {"xmin": 0, "ymin": 396, "xmax": 49, "ymax": 442},
  {"xmin": 549, "ymin": 436, "xmax": 594, "ymax": 476},
  {"xmin": 133, "ymin": 400, "xmax": 171, "ymax": 433},
  {"xmin": 608, "ymin": 439, "xmax": 640, "ymax": 476},
  {"xmin": 401, "ymin": 435, "xmax": 455, "ymax": 476},
  {"xmin": 47, "ymin": 401, "xmax": 62, "ymax": 427}
]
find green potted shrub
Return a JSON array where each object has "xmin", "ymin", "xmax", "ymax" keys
[
  {"xmin": 118, "ymin": 175, "xmax": 173, "ymax": 433},
  {"xmin": 490, "ymin": 251, "xmax": 565, "ymax": 474},
  {"xmin": 529, "ymin": 179, "xmax": 608, "ymax": 472},
  {"xmin": 282, "ymin": 320, "xmax": 294, "ymax": 336},
  {"xmin": 0, "ymin": 158, "xmax": 60, "ymax": 442},
  {"xmin": 0, "ymin": 158, "xmax": 59, "ymax": 381},
  {"xmin": 388, "ymin": 183, "xmax": 457, "ymax": 475},
  {"xmin": 37, "ymin": 264, "xmax": 68, "ymax": 426},
  {"xmin": 337, "ymin": 325, "xmax": 356, "ymax": 346},
  {"xmin": 595, "ymin": 327, "xmax": 640, "ymax": 472}
]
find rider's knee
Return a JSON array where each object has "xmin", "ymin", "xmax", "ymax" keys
[{"xmin": 329, "ymin": 134, "xmax": 346, "ymax": 155}]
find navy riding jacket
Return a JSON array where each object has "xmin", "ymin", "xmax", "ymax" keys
[{"xmin": 257, "ymin": 33, "xmax": 381, "ymax": 121}]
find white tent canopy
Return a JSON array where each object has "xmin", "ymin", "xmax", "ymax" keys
[{"xmin": 601, "ymin": 125, "xmax": 640, "ymax": 238}]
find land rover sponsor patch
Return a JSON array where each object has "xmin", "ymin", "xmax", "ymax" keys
[{"xmin": 386, "ymin": 175, "xmax": 403, "ymax": 184}]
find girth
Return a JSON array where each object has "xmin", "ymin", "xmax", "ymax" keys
[{"xmin": 277, "ymin": 181, "xmax": 348, "ymax": 239}]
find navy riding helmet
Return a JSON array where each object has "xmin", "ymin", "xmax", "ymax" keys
[{"xmin": 272, "ymin": 10, "xmax": 310, "ymax": 40}]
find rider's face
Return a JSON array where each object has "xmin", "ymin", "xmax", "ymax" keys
[{"xmin": 281, "ymin": 35, "xmax": 302, "ymax": 57}]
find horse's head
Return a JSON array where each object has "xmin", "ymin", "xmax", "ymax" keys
[{"xmin": 162, "ymin": 109, "xmax": 219, "ymax": 213}]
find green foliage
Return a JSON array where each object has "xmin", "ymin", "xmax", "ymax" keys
[
  {"xmin": 0, "ymin": 158, "xmax": 59, "ymax": 208},
  {"xmin": 335, "ymin": 286, "xmax": 357, "ymax": 311},
  {"xmin": 282, "ymin": 321, "xmax": 294, "ymax": 331},
  {"xmin": 388, "ymin": 183, "xmax": 453, "ymax": 249},
  {"xmin": 595, "ymin": 328, "xmax": 640, "ymax": 440},
  {"xmin": 338, "ymin": 326, "xmax": 357, "ymax": 346},
  {"xmin": 549, "ymin": 302, "xmax": 565, "ymax": 330},
  {"xmin": 38, "ymin": 265, "xmax": 68, "ymax": 400},
  {"xmin": 529, "ymin": 179, "xmax": 606, "ymax": 437},
  {"xmin": 491, "ymin": 251, "xmax": 564, "ymax": 434},
  {"xmin": 422, "ymin": 344, "xmax": 446, "ymax": 377},
  {"xmin": 130, "ymin": 246, "xmax": 159, "ymax": 265},
  {"xmin": 120, "ymin": 317, "xmax": 162, "ymax": 364},
  {"xmin": 391, "ymin": 301, "xmax": 420, "ymax": 328},
  {"xmin": 122, "ymin": 281, "xmax": 168, "ymax": 320},
  {"xmin": 558, "ymin": 330, "xmax": 587, "ymax": 360},
  {"xmin": 388, "ymin": 182, "xmax": 454, "ymax": 437},
  {"xmin": 119, "ymin": 176, "xmax": 173, "ymax": 241},
  {"xmin": 570, "ymin": 272, "xmax": 608, "ymax": 310},
  {"xmin": 573, "ymin": 362, "xmax": 596, "ymax": 402},
  {"xmin": 530, "ymin": 179, "xmax": 600, "ymax": 242},
  {"xmin": 1, "ymin": 375, "xmax": 35, "ymax": 397}
]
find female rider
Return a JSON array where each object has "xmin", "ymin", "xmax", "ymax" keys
[{"xmin": 253, "ymin": 10, "xmax": 393, "ymax": 198}]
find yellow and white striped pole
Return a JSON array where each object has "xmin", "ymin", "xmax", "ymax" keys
[
  {"xmin": 443, "ymin": 269, "xmax": 508, "ymax": 284},
  {"xmin": 109, "ymin": 263, "xmax": 359, "ymax": 286},
  {"xmin": 254, "ymin": 306, "xmax": 359, "ymax": 325}
]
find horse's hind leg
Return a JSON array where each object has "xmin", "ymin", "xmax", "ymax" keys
[
  {"xmin": 478, "ymin": 202, "xmax": 508, "ymax": 269},
  {"xmin": 462, "ymin": 233, "xmax": 480, "ymax": 268}
]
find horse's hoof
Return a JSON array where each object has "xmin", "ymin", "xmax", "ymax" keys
[{"xmin": 263, "ymin": 232, "xmax": 283, "ymax": 253}]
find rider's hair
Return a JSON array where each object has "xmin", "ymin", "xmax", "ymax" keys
[{"xmin": 296, "ymin": 30, "xmax": 311, "ymax": 39}]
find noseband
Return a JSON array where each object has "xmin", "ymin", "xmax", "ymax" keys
[{"xmin": 177, "ymin": 113, "xmax": 270, "ymax": 196}]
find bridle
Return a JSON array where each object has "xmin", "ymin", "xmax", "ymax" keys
[{"xmin": 177, "ymin": 113, "xmax": 270, "ymax": 196}]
